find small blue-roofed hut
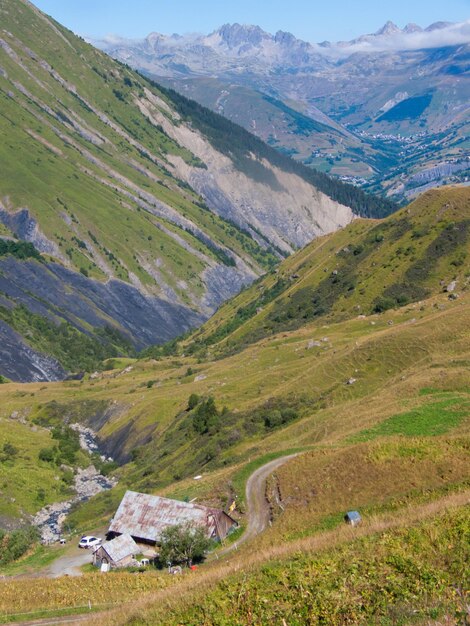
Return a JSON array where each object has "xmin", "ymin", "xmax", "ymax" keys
[{"xmin": 344, "ymin": 511, "xmax": 362, "ymax": 526}]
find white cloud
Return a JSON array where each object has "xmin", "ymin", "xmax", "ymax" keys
[{"xmin": 321, "ymin": 21, "xmax": 470, "ymax": 56}]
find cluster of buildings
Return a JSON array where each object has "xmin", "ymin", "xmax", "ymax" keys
[{"xmin": 92, "ymin": 490, "xmax": 237, "ymax": 570}]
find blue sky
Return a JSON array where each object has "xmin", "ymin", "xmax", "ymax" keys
[{"xmin": 32, "ymin": 0, "xmax": 470, "ymax": 42}]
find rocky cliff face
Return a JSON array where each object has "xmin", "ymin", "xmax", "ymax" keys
[
  {"xmin": 136, "ymin": 89, "xmax": 355, "ymax": 252},
  {"xmin": 0, "ymin": 317, "xmax": 65, "ymax": 382},
  {"xmin": 0, "ymin": 255, "xmax": 206, "ymax": 381}
]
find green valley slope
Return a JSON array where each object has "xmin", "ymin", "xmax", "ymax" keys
[
  {"xmin": 0, "ymin": 187, "xmax": 468, "ymax": 623},
  {"xmin": 185, "ymin": 187, "xmax": 470, "ymax": 357},
  {"xmin": 0, "ymin": 187, "xmax": 468, "ymax": 524}
]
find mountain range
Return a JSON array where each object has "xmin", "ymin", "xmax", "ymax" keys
[{"xmin": 96, "ymin": 21, "xmax": 470, "ymax": 202}]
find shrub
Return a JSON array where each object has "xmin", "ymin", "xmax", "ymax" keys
[
  {"xmin": 38, "ymin": 447, "xmax": 56, "ymax": 463},
  {"xmin": 0, "ymin": 526, "xmax": 39, "ymax": 565},
  {"xmin": 0, "ymin": 442, "xmax": 18, "ymax": 462},
  {"xmin": 187, "ymin": 393, "xmax": 200, "ymax": 410},
  {"xmin": 373, "ymin": 297, "xmax": 396, "ymax": 313}
]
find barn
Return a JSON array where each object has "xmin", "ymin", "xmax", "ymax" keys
[
  {"xmin": 107, "ymin": 490, "xmax": 237, "ymax": 545},
  {"xmin": 93, "ymin": 533, "xmax": 139, "ymax": 570}
]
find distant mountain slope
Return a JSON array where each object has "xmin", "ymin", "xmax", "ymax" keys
[
  {"xmin": 97, "ymin": 22, "xmax": 470, "ymax": 201},
  {"xmin": 0, "ymin": 0, "xmax": 391, "ymax": 381},
  {"xmin": 184, "ymin": 186, "xmax": 470, "ymax": 357}
]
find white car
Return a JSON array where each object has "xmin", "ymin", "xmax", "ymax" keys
[{"xmin": 78, "ymin": 535, "xmax": 102, "ymax": 549}]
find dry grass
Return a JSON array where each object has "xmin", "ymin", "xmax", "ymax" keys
[
  {"xmin": 0, "ymin": 571, "xmax": 169, "ymax": 615},
  {"xmin": 80, "ymin": 491, "xmax": 470, "ymax": 625},
  {"xmin": 257, "ymin": 437, "xmax": 470, "ymax": 546}
]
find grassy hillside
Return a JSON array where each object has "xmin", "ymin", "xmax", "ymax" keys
[
  {"xmin": 0, "ymin": 189, "xmax": 468, "ymax": 622},
  {"xmin": 0, "ymin": 232, "xmax": 469, "ymax": 525},
  {"xmin": 184, "ymin": 187, "xmax": 470, "ymax": 357},
  {"xmin": 0, "ymin": 0, "xmax": 273, "ymax": 289}
]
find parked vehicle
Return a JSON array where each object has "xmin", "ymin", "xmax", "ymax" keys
[{"xmin": 78, "ymin": 535, "xmax": 102, "ymax": 549}]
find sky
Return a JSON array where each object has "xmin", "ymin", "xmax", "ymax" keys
[{"xmin": 32, "ymin": 0, "xmax": 470, "ymax": 43}]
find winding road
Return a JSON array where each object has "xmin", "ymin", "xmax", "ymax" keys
[{"xmin": 217, "ymin": 453, "xmax": 299, "ymax": 556}]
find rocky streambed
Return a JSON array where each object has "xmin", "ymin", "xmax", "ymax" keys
[{"xmin": 32, "ymin": 425, "xmax": 117, "ymax": 544}]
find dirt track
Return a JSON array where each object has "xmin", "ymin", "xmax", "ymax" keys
[{"xmin": 218, "ymin": 453, "xmax": 299, "ymax": 556}]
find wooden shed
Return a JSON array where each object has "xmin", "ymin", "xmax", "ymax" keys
[{"xmin": 93, "ymin": 533, "xmax": 139, "ymax": 570}]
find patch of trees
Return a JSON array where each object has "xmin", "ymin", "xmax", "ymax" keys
[
  {"xmin": 0, "ymin": 239, "xmax": 42, "ymax": 261},
  {"xmin": 0, "ymin": 303, "xmax": 135, "ymax": 372},
  {"xmin": 187, "ymin": 393, "xmax": 299, "ymax": 445},
  {"xmin": 377, "ymin": 93, "xmax": 433, "ymax": 122},
  {"xmin": 0, "ymin": 527, "xmax": 39, "ymax": 566},
  {"xmin": 38, "ymin": 425, "xmax": 80, "ymax": 466}
]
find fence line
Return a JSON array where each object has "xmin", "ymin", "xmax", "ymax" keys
[{"xmin": 0, "ymin": 600, "xmax": 123, "ymax": 621}]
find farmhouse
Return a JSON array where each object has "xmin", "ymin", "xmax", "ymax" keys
[
  {"xmin": 93, "ymin": 533, "xmax": 139, "ymax": 570},
  {"xmin": 108, "ymin": 490, "xmax": 237, "ymax": 545}
]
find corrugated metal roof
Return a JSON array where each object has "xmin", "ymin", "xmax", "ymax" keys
[
  {"xmin": 101, "ymin": 533, "xmax": 139, "ymax": 563},
  {"xmin": 109, "ymin": 490, "xmax": 233, "ymax": 542}
]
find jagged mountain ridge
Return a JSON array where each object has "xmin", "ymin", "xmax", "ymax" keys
[
  {"xmin": 0, "ymin": 0, "xmax": 393, "ymax": 381},
  {"xmin": 99, "ymin": 20, "xmax": 470, "ymax": 72},
  {"xmin": 97, "ymin": 20, "xmax": 470, "ymax": 201}
]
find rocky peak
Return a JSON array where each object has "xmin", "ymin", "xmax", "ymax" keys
[
  {"xmin": 146, "ymin": 32, "xmax": 167, "ymax": 50},
  {"xmin": 274, "ymin": 30, "xmax": 297, "ymax": 46},
  {"xmin": 215, "ymin": 23, "xmax": 269, "ymax": 49},
  {"xmin": 375, "ymin": 21, "xmax": 401, "ymax": 36},
  {"xmin": 403, "ymin": 23, "xmax": 423, "ymax": 34},
  {"xmin": 425, "ymin": 21, "xmax": 453, "ymax": 32}
]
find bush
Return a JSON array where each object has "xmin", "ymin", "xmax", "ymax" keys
[
  {"xmin": 38, "ymin": 447, "xmax": 56, "ymax": 463},
  {"xmin": 264, "ymin": 407, "xmax": 299, "ymax": 430},
  {"xmin": 0, "ymin": 442, "xmax": 18, "ymax": 462},
  {"xmin": 0, "ymin": 526, "xmax": 39, "ymax": 565},
  {"xmin": 264, "ymin": 410, "xmax": 283, "ymax": 429},
  {"xmin": 373, "ymin": 297, "xmax": 396, "ymax": 313}
]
